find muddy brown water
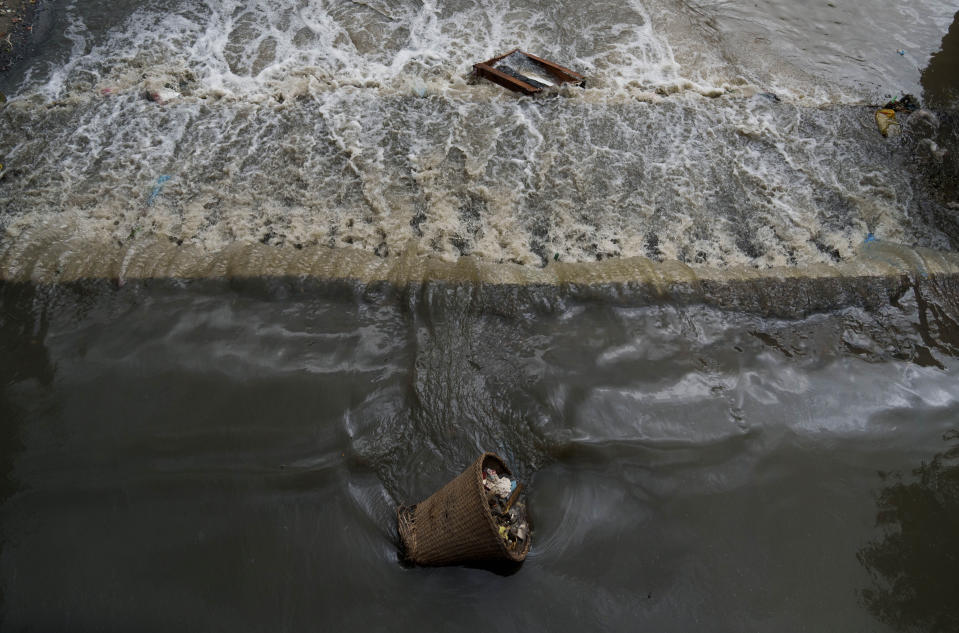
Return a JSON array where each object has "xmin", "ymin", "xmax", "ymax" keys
[
  {"xmin": 2, "ymin": 1, "xmax": 959, "ymax": 631},
  {"xmin": 2, "ymin": 275, "xmax": 959, "ymax": 631}
]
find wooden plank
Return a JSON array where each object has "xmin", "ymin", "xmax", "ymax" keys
[
  {"xmin": 522, "ymin": 51, "xmax": 585, "ymax": 83},
  {"xmin": 478, "ymin": 48, "xmax": 520, "ymax": 67},
  {"xmin": 474, "ymin": 63, "xmax": 542, "ymax": 95},
  {"xmin": 474, "ymin": 50, "xmax": 585, "ymax": 93},
  {"xmin": 503, "ymin": 483, "xmax": 524, "ymax": 513}
]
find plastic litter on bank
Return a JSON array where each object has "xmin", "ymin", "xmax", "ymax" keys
[
  {"xmin": 397, "ymin": 452, "xmax": 531, "ymax": 567},
  {"xmin": 474, "ymin": 49, "xmax": 585, "ymax": 95}
]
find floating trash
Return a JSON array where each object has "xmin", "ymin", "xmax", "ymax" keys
[
  {"xmin": 397, "ymin": 452, "xmax": 531, "ymax": 567},
  {"xmin": 147, "ymin": 175, "xmax": 172, "ymax": 206},
  {"xmin": 410, "ymin": 78, "xmax": 427, "ymax": 98},
  {"xmin": 875, "ymin": 109, "xmax": 900, "ymax": 137},
  {"xmin": 883, "ymin": 94, "xmax": 920, "ymax": 112},
  {"xmin": 483, "ymin": 467, "xmax": 530, "ymax": 552},
  {"xmin": 144, "ymin": 78, "xmax": 180, "ymax": 105},
  {"xmin": 473, "ymin": 49, "xmax": 585, "ymax": 95}
]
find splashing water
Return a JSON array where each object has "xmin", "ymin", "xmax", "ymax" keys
[{"xmin": 0, "ymin": 0, "xmax": 957, "ymax": 281}]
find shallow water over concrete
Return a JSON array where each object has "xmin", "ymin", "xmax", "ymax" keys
[{"xmin": 1, "ymin": 0, "xmax": 958, "ymax": 274}]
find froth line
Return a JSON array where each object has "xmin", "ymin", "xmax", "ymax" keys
[{"xmin": 2, "ymin": 231, "xmax": 957, "ymax": 287}]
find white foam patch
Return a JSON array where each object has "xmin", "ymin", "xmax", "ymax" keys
[
  {"xmin": 0, "ymin": 85, "xmax": 945, "ymax": 271},
  {"xmin": 13, "ymin": 0, "xmax": 691, "ymax": 101}
]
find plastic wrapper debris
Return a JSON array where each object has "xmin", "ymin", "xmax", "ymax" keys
[
  {"xmin": 147, "ymin": 175, "xmax": 172, "ymax": 206},
  {"xmin": 144, "ymin": 79, "xmax": 180, "ymax": 105},
  {"xmin": 875, "ymin": 109, "xmax": 900, "ymax": 137},
  {"xmin": 397, "ymin": 452, "xmax": 531, "ymax": 567},
  {"xmin": 883, "ymin": 94, "xmax": 920, "ymax": 113},
  {"xmin": 482, "ymin": 466, "xmax": 529, "ymax": 553}
]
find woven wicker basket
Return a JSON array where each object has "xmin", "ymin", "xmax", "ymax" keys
[{"xmin": 397, "ymin": 452, "xmax": 531, "ymax": 566}]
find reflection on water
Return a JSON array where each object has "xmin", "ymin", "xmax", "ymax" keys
[
  {"xmin": 917, "ymin": 11, "xmax": 959, "ymax": 212},
  {"xmin": 922, "ymin": 12, "xmax": 959, "ymax": 109},
  {"xmin": 1, "ymin": 277, "xmax": 958, "ymax": 630},
  {"xmin": 0, "ymin": 283, "xmax": 54, "ymax": 506},
  {"xmin": 858, "ymin": 430, "xmax": 959, "ymax": 633}
]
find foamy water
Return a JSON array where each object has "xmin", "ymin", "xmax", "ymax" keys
[{"xmin": 0, "ymin": 0, "xmax": 957, "ymax": 281}]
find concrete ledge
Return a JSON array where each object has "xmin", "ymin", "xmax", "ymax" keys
[{"xmin": 2, "ymin": 232, "xmax": 957, "ymax": 317}]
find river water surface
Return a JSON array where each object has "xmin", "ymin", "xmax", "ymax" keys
[
  {"xmin": 2, "ymin": 0, "xmax": 959, "ymax": 631},
  {"xmin": 2, "ymin": 276, "xmax": 959, "ymax": 631}
]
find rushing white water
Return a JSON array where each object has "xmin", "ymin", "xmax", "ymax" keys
[{"xmin": 0, "ymin": 0, "xmax": 957, "ymax": 279}]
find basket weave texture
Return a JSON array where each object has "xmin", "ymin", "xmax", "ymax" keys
[{"xmin": 398, "ymin": 452, "xmax": 530, "ymax": 566}]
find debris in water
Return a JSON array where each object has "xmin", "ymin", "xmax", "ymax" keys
[
  {"xmin": 864, "ymin": 233, "xmax": 878, "ymax": 244},
  {"xmin": 397, "ymin": 452, "xmax": 531, "ymax": 567},
  {"xmin": 147, "ymin": 88, "xmax": 179, "ymax": 104},
  {"xmin": 875, "ymin": 109, "xmax": 900, "ymax": 137},
  {"xmin": 483, "ymin": 467, "xmax": 530, "ymax": 553},
  {"xmin": 144, "ymin": 79, "xmax": 180, "ymax": 105},
  {"xmin": 147, "ymin": 175, "xmax": 172, "ymax": 206},
  {"xmin": 474, "ymin": 49, "xmax": 585, "ymax": 95},
  {"xmin": 912, "ymin": 109, "xmax": 940, "ymax": 131},
  {"xmin": 897, "ymin": 49, "xmax": 906, "ymax": 56},
  {"xmin": 883, "ymin": 94, "xmax": 919, "ymax": 112},
  {"xmin": 918, "ymin": 138, "xmax": 948, "ymax": 162},
  {"xmin": 411, "ymin": 78, "xmax": 427, "ymax": 98}
]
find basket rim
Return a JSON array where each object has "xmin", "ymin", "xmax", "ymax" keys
[
  {"xmin": 396, "ymin": 504, "xmax": 416, "ymax": 561},
  {"xmin": 474, "ymin": 452, "xmax": 531, "ymax": 562}
]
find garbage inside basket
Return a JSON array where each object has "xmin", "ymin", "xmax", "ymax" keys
[
  {"xmin": 397, "ymin": 452, "xmax": 531, "ymax": 566},
  {"xmin": 483, "ymin": 467, "xmax": 530, "ymax": 551}
]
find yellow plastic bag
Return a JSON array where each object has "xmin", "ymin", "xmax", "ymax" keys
[{"xmin": 875, "ymin": 109, "xmax": 901, "ymax": 137}]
